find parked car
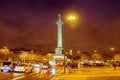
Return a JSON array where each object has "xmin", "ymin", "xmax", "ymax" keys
[
  {"xmin": 94, "ymin": 62, "xmax": 104, "ymax": 67},
  {"xmin": 1, "ymin": 62, "xmax": 13, "ymax": 72},
  {"xmin": 82, "ymin": 62, "xmax": 93, "ymax": 67}
]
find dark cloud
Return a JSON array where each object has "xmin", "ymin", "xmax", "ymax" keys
[
  {"xmin": 0, "ymin": 0, "xmax": 120, "ymax": 52},
  {"xmin": 44, "ymin": 0, "xmax": 74, "ymax": 9},
  {"xmin": 0, "ymin": 15, "xmax": 27, "ymax": 30}
]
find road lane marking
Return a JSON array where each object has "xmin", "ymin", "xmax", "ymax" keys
[
  {"xmin": 13, "ymin": 73, "xmax": 25, "ymax": 76},
  {"xmin": 12, "ymin": 76, "xmax": 25, "ymax": 80}
]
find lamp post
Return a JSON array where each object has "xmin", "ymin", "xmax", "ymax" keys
[
  {"xmin": 110, "ymin": 47, "xmax": 115, "ymax": 60},
  {"xmin": 68, "ymin": 15, "xmax": 76, "ymax": 59},
  {"xmin": 64, "ymin": 51, "xmax": 66, "ymax": 73},
  {"xmin": 62, "ymin": 49, "xmax": 66, "ymax": 73}
]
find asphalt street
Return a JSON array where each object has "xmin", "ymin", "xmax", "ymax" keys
[
  {"xmin": 51, "ymin": 67, "xmax": 120, "ymax": 80},
  {"xmin": 0, "ymin": 72, "xmax": 52, "ymax": 80}
]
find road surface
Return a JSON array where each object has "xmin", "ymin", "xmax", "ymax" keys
[{"xmin": 51, "ymin": 67, "xmax": 120, "ymax": 80}]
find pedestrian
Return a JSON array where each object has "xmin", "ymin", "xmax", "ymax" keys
[
  {"xmin": 68, "ymin": 66, "xmax": 72, "ymax": 73},
  {"xmin": 66, "ymin": 62, "xmax": 72, "ymax": 73},
  {"xmin": 113, "ymin": 63, "xmax": 117, "ymax": 70}
]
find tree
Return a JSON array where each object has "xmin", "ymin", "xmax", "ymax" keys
[
  {"xmin": 92, "ymin": 52, "xmax": 103, "ymax": 60},
  {"xmin": 46, "ymin": 53, "xmax": 53, "ymax": 60},
  {"xmin": 81, "ymin": 52, "xmax": 91, "ymax": 60},
  {"xmin": 102, "ymin": 53, "xmax": 112, "ymax": 60},
  {"xmin": 0, "ymin": 47, "xmax": 11, "ymax": 60},
  {"xmin": 114, "ymin": 53, "xmax": 120, "ymax": 61}
]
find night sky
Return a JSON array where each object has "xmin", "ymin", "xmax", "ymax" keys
[{"xmin": 0, "ymin": 0, "xmax": 120, "ymax": 53}]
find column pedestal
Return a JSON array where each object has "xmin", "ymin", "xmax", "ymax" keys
[{"xmin": 53, "ymin": 47, "xmax": 64, "ymax": 60}]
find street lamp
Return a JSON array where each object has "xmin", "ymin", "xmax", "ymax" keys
[
  {"xmin": 68, "ymin": 15, "xmax": 76, "ymax": 58},
  {"xmin": 110, "ymin": 47, "xmax": 115, "ymax": 60},
  {"xmin": 68, "ymin": 15, "xmax": 76, "ymax": 28}
]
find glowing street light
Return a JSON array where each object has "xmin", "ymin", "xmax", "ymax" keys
[
  {"xmin": 110, "ymin": 47, "xmax": 115, "ymax": 60},
  {"xmin": 110, "ymin": 47, "xmax": 115, "ymax": 51},
  {"xmin": 68, "ymin": 16, "xmax": 76, "ymax": 21},
  {"xmin": 68, "ymin": 15, "xmax": 76, "ymax": 28},
  {"xmin": 67, "ymin": 15, "xmax": 77, "ymax": 59}
]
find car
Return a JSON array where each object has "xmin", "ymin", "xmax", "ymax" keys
[
  {"xmin": 94, "ymin": 63, "xmax": 104, "ymax": 67},
  {"xmin": 40, "ymin": 63, "xmax": 51, "ymax": 75},
  {"xmin": 94, "ymin": 61, "xmax": 104, "ymax": 67},
  {"xmin": 40, "ymin": 65, "xmax": 50, "ymax": 75},
  {"xmin": 25, "ymin": 64, "xmax": 33, "ymax": 73},
  {"xmin": 1, "ymin": 62, "xmax": 13, "ymax": 72},
  {"xmin": 14, "ymin": 63, "xmax": 33, "ymax": 73},
  {"xmin": 14, "ymin": 64, "xmax": 26, "ymax": 73},
  {"xmin": 82, "ymin": 62, "xmax": 93, "ymax": 67},
  {"xmin": 32, "ymin": 63, "xmax": 41, "ymax": 73}
]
